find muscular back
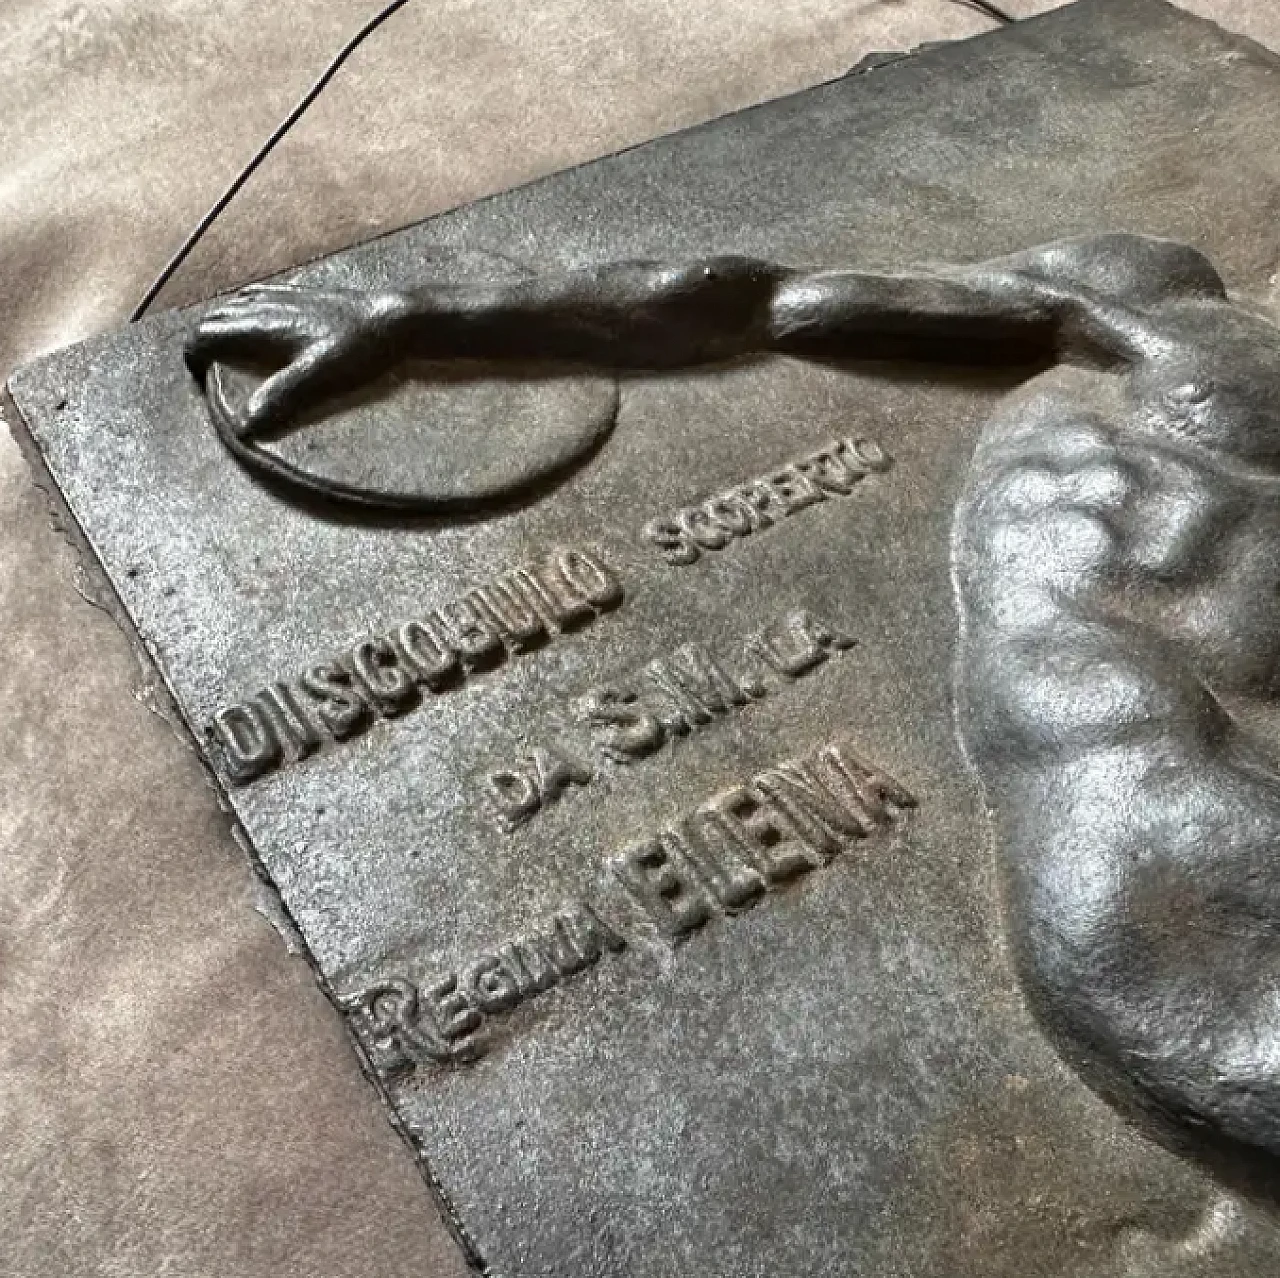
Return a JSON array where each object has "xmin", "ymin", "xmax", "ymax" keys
[{"xmin": 953, "ymin": 244, "xmax": 1280, "ymax": 1167}]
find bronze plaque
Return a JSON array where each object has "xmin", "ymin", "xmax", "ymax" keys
[{"xmin": 11, "ymin": 1, "xmax": 1280, "ymax": 1272}]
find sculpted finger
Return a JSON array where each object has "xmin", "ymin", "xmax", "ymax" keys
[
  {"xmin": 186, "ymin": 313, "xmax": 305, "ymax": 376},
  {"xmin": 217, "ymin": 305, "xmax": 316, "ymax": 343},
  {"xmin": 238, "ymin": 283, "xmax": 322, "ymax": 304},
  {"xmin": 241, "ymin": 343, "xmax": 340, "ymax": 435},
  {"xmin": 201, "ymin": 290, "xmax": 308, "ymax": 323},
  {"xmin": 196, "ymin": 310, "xmax": 303, "ymax": 341},
  {"xmin": 206, "ymin": 293, "xmax": 309, "ymax": 319},
  {"xmin": 186, "ymin": 319, "xmax": 257, "ymax": 376}
]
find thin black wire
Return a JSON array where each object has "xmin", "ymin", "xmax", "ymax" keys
[
  {"xmin": 129, "ymin": 0, "xmax": 417, "ymax": 322},
  {"xmin": 132, "ymin": 0, "xmax": 1016, "ymax": 322},
  {"xmin": 949, "ymin": 0, "xmax": 1017, "ymax": 24}
]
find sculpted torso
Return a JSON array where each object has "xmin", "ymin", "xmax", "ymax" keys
[
  {"xmin": 953, "ymin": 266, "xmax": 1280, "ymax": 1172},
  {"xmin": 189, "ymin": 232, "xmax": 1280, "ymax": 1175}
]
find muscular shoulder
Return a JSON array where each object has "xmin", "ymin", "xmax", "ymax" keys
[
  {"xmin": 995, "ymin": 233, "xmax": 1227, "ymax": 309},
  {"xmin": 955, "ymin": 392, "xmax": 1233, "ymax": 765}
]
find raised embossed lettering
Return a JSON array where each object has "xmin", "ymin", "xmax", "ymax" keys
[
  {"xmin": 555, "ymin": 548, "xmax": 624, "ymax": 611},
  {"xmin": 767, "ymin": 466, "xmax": 824, "ymax": 514},
  {"xmin": 423, "ymin": 974, "xmax": 484, "ymax": 1043},
  {"xmin": 752, "ymin": 609, "xmax": 855, "ymax": 678},
  {"xmin": 609, "ymin": 737, "xmax": 915, "ymax": 938},
  {"xmin": 578, "ymin": 685, "xmax": 666, "ymax": 762},
  {"xmin": 678, "ymin": 505, "xmax": 732, "ymax": 550},
  {"xmin": 562, "ymin": 900, "xmax": 628, "ymax": 964},
  {"xmin": 209, "ymin": 547, "xmax": 623, "ymax": 784},
  {"xmin": 394, "ymin": 618, "xmax": 460, "ymax": 689},
  {"xmin": 299, "ymin": 662, "xmax": 371, "ymax": 738},
  {"xmin": 352, "ymin": 638, "xmax": 418, "ymax": 714},
  {"xmin": 644, "ymin": 644, "xmax": 752, "ymax": 733},
  {"xmin": 354, "ymin": 742, "xmax": 910, "ymax": 1074},
  {"xmin": 642, "ymin": 517, "xmax": 699, "ymax": 566},
  {"xmin": 342, "ymin": 978, "xmax": 462, "ymax": 1079},
  {"xmin": 469, "ymin": 581, "xmax": 547, "ymax": 651},
  {"xmin": 612, "ymin": 837, "xmax": 714, "ymax": 937},
  {"xmin": 753, "ymin": 758, "xmax": 872, "ymax": 856},
  {"xmin": 484, "ymin": 768, "xmax": 542, "ymax": 827},
  {"xmin": 484, "ymin": 744, "xmax": 593, "ymax": 829},
  {"xmin": 351, "ymin": 901, "xmax": 627, "ymax": 1074},
  {"xmin": 501, "ymin": 936, "xmax": 560, "ymax": 996},
  {"xmin": 665, "ymin": 821, "xmax": 766, "ymax": 912},
  {"xmin": 487, "ymin": 606, "xmax": 855, "ymax": 828},
  {"xmin": 261, "ymin": 682, "xmax": 320, "ymax": 761},
  {"xmin": 210, "ymin": 700, "xmax": 281, "ymax": 782},
  {"xmin": 815, "ymin": 742, "xmax": 916, "ymax": 820},
  {"xmin": 466, "ymin": 955, "xmax": 521, "ymax": 1013},
  {"xmin": 432, "ymin": 598, "xmax": 504, "ymax": 670},
  {"xmin": 704, "ymin": 785, "xmax": 822, "ymax": 883},
  {"xmin": 643, "ymin": 437, "xmax": 890, "ymax": 565}
]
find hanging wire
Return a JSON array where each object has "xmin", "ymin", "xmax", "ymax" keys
[
  {"xmin": 130, "ymin": 0, "xmax": 417, "ymax": 322},
  {"xmin": 948, "ymin": 0, "xmax": 1017, "ymax": 24},
  {"xmin": 131, "ymin": 0, "xmax": 1018, "ymax": 322}
]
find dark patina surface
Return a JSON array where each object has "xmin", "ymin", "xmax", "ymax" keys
[{"xmin": 11, "ymin": 1, "xmax": 1280, "ymax": 1273}]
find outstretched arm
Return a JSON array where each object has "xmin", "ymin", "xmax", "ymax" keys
[
  {"xmin": 955, "ymin": 409, "xmax": 1280, "ymax": 1165},
  {"xmin": 186, "ymin": 251, "xmax": 1148, "ymax": 435}
]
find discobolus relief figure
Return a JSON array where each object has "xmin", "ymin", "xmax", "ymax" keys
[{"xmin": 188, "ymin": 232, "xmax": 1280, "ymax": 1178}]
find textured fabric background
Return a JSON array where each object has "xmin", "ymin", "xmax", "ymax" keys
[{"xmin": 1, "ymin": 3, "xmax": 1277, "ymax": 1274}]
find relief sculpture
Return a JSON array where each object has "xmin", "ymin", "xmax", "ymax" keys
[{"xmin": 188, "ymin": 232, "xmax": 1280, "ymax": 1180}]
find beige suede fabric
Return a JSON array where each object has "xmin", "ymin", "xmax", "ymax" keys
[{"xmin": 1, "ymin": 3, "xmax": 1276, "ymax": 1275}]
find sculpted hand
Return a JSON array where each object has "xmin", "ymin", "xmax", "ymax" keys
[{"xmin": 185, "ymin": 283, "xmax": 409, "ymax": 436}]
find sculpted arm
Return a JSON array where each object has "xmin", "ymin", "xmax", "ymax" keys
[
  {"xmin": 365, "ymin": 257, "xmax": 1119, "ymax": 363},
  {"xmin": 185, "ymin": 251, "xmax": 1140, "ymax": 434},
  {"xmin": 955, "ymin": 417, "xmax": 1280, "ymax": 1163}
]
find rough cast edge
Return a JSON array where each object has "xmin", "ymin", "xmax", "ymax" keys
[{"xmin": 0, "ymin": 385, "xmax": 492, "ymax": 1275}]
